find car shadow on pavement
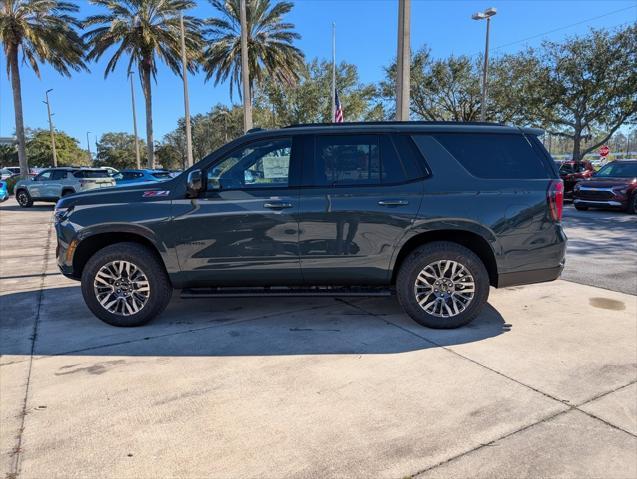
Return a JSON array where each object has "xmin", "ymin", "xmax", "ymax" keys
[
  {"xmin": 0, "ymin": 286, "xmax": 509, "ymax": 358},
  {"xmin": 0, "ymin": 203, "xmax": 54, "ymax": 212}
]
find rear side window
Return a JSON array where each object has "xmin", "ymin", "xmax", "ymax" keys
[
  {"xmin": 431, "ymin": 133, "xmax": 550, "ymax": 179},
  {"xmin": 312, "ymin": 134, "xmax": 407, "ymax": 186},
  {"xmin": 74, "ymin": 170, "xmax": 110, "ymax": 178}
]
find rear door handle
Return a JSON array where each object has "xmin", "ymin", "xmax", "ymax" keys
[
  {"xmin": 378, "ymin": 200, "xmax": 409, "ymax": 207},
  {"xmin": 264, "ymin": 201, "xmax": 293, "ymax": 209}
]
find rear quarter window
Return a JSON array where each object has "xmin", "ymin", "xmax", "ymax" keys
[{"xmin": 430, "ymin": 133, "xmax": 551, "ymax": 179}]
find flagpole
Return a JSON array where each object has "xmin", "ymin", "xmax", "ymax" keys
[{"xmin": 331, "ymin": 22, "xmax": 336, "ymax": 124}]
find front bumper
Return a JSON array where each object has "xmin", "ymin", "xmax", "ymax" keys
[{"xmin": 573, "ymin": 198, "xmax": 624, "ymax": 208}]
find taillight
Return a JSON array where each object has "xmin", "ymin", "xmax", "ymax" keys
[{"xmin": 547, "ymin": 180, "xmax": 564, "ymax": 222}]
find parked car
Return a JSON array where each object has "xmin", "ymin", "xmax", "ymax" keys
[
  {"xmin": 0, "ymin": 180, "xmax": 8, "ymax": 202},
  {"xmin": 54, "ymin": 122, "xmax": 566, "ymax": 328},
  {"xmin": 14, "ymin": 168, "xmax": 116, "ymax": 207},
  {"xmin": 573, "ymin": 160, "xmax": 637, "ymax": 213},
  {"xmin": 557, "ymin": 160, "xmax": 594, "ymax": 198},
  {"xmin": 113, "ymin": 169, "xmax": 173, "ymax": 185},
  {"xmin": 0, "ymin": 168, "xmax": 15, "ymax": 180}
]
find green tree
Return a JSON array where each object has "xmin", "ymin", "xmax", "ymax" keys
[
  {"xmin": 202, "ymin": 0, "xmax": 305, "ymax": 100},
  {"xmin": 154, "ymin": 143, "xmax": 183, "ymax": 169},
  {"xmin": 1, "ymin": 0, "xmax": 86, "ymax": 177},
  {"xmin": 95, "ymin": 132, "xmax": 147, "ymax": 170},
  {"xmin": 498, "ymin": 26, "xmax": 637, "ymax": 160},
  {"xmin": 382, "ymin": 48, "xmax": 482, "ymax": 121},
  {"xmin": 162, "ymin": 104, "xmax": 245, "ymax": 164},
  {"xmin": 255, "ymin": 58, "xmax": 384, "ymax": 126},
  {"xmin": 26, "ymin": 129, "xmax": 91, "ymax": 167},
  {"xmin": 0, "ymin": 143, "xmax": 18, "ymax": 166},
  {"xmin": 84, "ymin": 0, "xmax": 204, "ymax": 168}
]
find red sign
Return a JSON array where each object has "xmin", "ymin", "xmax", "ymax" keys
[{"xmin": 599, "ymin": 145, "xmax": 610, "ymax": 157}]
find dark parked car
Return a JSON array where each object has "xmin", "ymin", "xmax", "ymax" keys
[
  {"xmin": 557, "ymin": 160, "xmax": 594, "ymax": 198},
  {"xmin": 54, "ymin": 122, "xmax": 566, "ymax": 328},
  {"xmin": 573, "ymin": 160, "xmax": 637, "ymax": 213}
]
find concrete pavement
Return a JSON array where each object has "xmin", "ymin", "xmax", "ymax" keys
[{"xmin": 1, "ymin": 201, "xmax": 635, "ymax": 479}]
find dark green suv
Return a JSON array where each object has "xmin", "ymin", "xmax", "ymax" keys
[{"xmin": 55, "ymin": 122, "xmax": 566, "ymax": 328}]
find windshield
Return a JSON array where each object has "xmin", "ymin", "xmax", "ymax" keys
[{"xmin": 595, "ymin": 162, "xmax": 637, "ymax": 178}]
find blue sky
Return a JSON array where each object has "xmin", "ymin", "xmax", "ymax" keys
[{"xmin": 1, "ymin": 0, "xmax": 635, "ymax": 148}]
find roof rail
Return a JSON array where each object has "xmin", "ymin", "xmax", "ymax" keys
[
  {"xmin": 246, "ymin": 127, "xmax": 266, "ymax": 134},
  {"xmin": 284, "ymin": 120, "xmax": 506, "ymax": 128}
]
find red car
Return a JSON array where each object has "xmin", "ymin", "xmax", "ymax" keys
[
  {"xmin": 557, "ymin": 160, "xmax": 595, "ymax": 198},
  {"xmin": 573, "ymin": 160, "xmax": 637, "ymax": 214}
]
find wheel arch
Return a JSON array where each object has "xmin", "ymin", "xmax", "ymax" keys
[
  {"xmin": 391, "ymin": 229, "xmax": 499, "ymax": 287},
  {"xmin": 73, "ymin": 230, "xmax": 170, "ymax": 281}
]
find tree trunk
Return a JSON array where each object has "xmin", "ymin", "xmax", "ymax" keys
[
  {"xmin": 141, "ymin": 64, "xmax": 154, "ymax": 168},
  {"xmin": 572, "ymin": 131, "xmax": 582, "ymax": 162},
  {"xmin": 8, "ymin": 48, "xmax": 29, "ymax": 178}
]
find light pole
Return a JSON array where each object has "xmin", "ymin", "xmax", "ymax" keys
[
  {"xmin": 86, "ymin": 131, "xmax": 92, "ymax": 160},
  {"xmin": 43, "ymin": 89, "xmax": 58, "ymax": 167},
  {"xmin": 472, "ymin": 7, "xmax": 497, "ymax": 122},
  {"xmin": 180, "ymin": 13, "xmax": 194, "ymax": 168},
  {"xmin": 396, "ymin": 0, "xmax": 411, "ymax": 121},
  {"xmin": 128, "ymin": 70, "xmax": 141, "ymax": 169}
]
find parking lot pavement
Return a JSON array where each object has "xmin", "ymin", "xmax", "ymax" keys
[
  {"xmin": 1, "ymin": 202, "xmax": 636, "ymax": 479},
  {"xmin": 562, "ymin": 203, "xmax": 637, "ymax": 295}
]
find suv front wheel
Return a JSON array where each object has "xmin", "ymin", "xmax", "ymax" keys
[
  {"xmin": 396, "ymin": 241, "xmax": 490, "ymax": 329},
  {"xmin": 16, "ymin": 189, "xmax": 33, "ymax": 208},
  {"xmin": 81, "ymin": 242, "xmax": 172, "ymax": 327}
]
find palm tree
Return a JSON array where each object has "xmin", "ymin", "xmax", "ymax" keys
[
  {"xmin": 203, "ymin": 0, "xmax": 305, "ymax": 101},
  {"xmin": 84, "ymin": 0, "xmax": 204, "ymax": 167},
  {"xmin": 1, "ymin": 0, "xmax": 86, "ymax": 177}
]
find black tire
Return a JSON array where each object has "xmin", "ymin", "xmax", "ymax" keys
[
  {"xmin": 396, "ymin": 241, "xmax": 490, "ymax": 329},
  {"xmin": 16, "ymin": 189, "xmax": 33, "ymax": 208},
  {"xmin": 574, "ymin": 204, "xmax": 588, "ymax": 211},
  {"xmin": 81, "ymin": 242, "xmax": 172, "ymax": 327},
  {"xmin": 61, "ymin": 189, "xmax": 75, "ymax": 197},
  {"xmin": 627, "ymin": 194, "xmax": 637, "ymax": 215}
]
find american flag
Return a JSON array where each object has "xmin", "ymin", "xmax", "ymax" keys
[{"xmin": 334, "ymin": 90, "xmax": 344, "ymax": 123}]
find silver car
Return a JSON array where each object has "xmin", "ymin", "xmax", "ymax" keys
[{"xmin": 14, "ymin": 168, "xmax": 115, "ymax": 207}]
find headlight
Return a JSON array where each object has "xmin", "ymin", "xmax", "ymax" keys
[{"xmin": 612, "ymin": 186, "xmax": 629, "ymax": 195}]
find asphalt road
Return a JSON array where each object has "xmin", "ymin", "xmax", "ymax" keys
[{"xmin": 561, "ymin": 203, "xmax": 637, "ymax": 296}]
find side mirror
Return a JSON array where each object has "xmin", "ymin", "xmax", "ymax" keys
[{"xmin": 186, "ymin": 169, "xmax": 203, "ymax": 198}]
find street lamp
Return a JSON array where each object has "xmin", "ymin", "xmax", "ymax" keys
[
  {"xmin": 43, "ymin": 89, "xmax": 58, "ymax": 167},
  {"xmin": 472, "ymin": 7, "xmax": 497, "ymax": 122}
]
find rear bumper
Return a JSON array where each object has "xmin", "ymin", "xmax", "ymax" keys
[{"xmin": 497, "ymin": 262, "xmax": 565, "ymax": 288}]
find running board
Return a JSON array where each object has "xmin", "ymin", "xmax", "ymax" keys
[{"xmin": 180, "ymin": 286, "xmax": 394, "ymax": 299}]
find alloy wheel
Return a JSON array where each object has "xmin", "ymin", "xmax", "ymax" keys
[
  {"xmin": 93, "ymin": 260, "xmax": 150, "ymax": 316},
  {"xmin": 414, "ymin": 260, "xmax": 475, "ymax": 318}
]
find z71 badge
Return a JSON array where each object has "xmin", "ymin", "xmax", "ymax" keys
[{"xmin": 142, "ymin": 190, "xmax": 170, "ymax": 198}]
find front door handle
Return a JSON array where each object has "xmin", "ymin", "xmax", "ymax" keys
[
  {"xmin": 378, "ymin": 200, "xmax": 409, "ymax": 207},
  {"xmin": 264, "ymin": 201, "xmax": 293, "ymax": 209}
]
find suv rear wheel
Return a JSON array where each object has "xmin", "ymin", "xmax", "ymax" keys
[
  {"xmin": 396, "ymin": 241, "xmax": 490, "ymax": 329},
  {"xmin": 16, "ymin": 189, "xmax": 33, "ymax": 208},
  {"xmin": 81, "ymin": 242, "xmax": 172, "ymax": 327}
]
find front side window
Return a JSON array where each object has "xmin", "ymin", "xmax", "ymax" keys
[
  {"xmin": 207, "ymin": 138, "xmax": 291, "ymax": 190},
  {"xmin": 37, "ymin": 170, "xmax": 52, "ymax": 181}
]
